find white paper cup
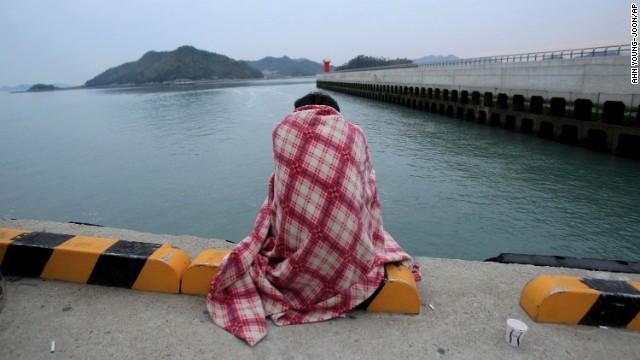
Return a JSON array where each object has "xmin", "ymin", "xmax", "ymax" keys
[{"xmin": 505, "ymin": 318, "xmax": 528, "ymax": 347}]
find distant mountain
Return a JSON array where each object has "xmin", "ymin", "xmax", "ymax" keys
[
  {"xmin": 0, "ymin": 84, "xmax": 31, "ymax": 92},
  {"xmin": 413, "ymin": 55, "xmax": 459, "ymax": 64},
  {"xmin": 0, "ymin": 83, "xmax": 73, "ymax": 93},
  {"xmin": 244, "ymin": 56, "xmax": 327, "ymax": 77},
  {"xmin": 85, "ymin": 46, "xmax": 263, "ymax": 87}
]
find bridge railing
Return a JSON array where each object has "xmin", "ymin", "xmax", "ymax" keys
[{"xmin": 417, "ymin": 44, "xmax": 630, "ymax": 68}]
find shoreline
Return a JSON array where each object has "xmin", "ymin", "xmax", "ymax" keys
[{"xmin": 5, "ymin": 76, "xmax": 317, "ymax": 93}]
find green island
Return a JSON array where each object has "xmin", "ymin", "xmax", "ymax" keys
[
  {"xmin": 84, "ymin": 46, "xmax": 263, "ymax": 87},
  {"xmin": 27, "ymin": 84, "xmax": 61, "ymax": 92},
  {"xmin": 336, "ymin": 55, "xmax": 413, "ymax": 71},
  {"xmin": 244, "ymin": 56, "xmax": 326, "ymax": 78}
]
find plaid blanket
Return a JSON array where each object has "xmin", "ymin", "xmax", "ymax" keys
[{"xmin": 207, "ymin": 105, "xmax": 420, "ymax": 346}]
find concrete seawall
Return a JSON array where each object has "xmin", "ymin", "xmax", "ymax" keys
[
  {"xmin": 1, "ymin": 219, "xmax": 639, "ymax": 359},
  {"xmin": 317, "ymin": 56, "xmax": 640, "ymax": 159}
]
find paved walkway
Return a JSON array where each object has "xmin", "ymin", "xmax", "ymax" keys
[{"xmin": 1, "ymin": 219, "xmax": 638, "ymax": 359}]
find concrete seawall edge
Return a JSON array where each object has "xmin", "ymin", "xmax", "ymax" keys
[{"xmin": 0, "ymin": 219, "xmax": 638, "ymax": 359}]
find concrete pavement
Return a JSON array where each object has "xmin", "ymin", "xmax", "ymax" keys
[{"xmin": 0, "ymin": 219, "xmax": 639, "ymax": 359}]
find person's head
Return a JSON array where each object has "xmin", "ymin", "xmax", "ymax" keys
[{"xmin": 294, "ymin": 92, "xmax": 340, "ymax": 112}]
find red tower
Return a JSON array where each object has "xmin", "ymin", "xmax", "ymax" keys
[{"xmin": 323, "ymin": 59, "xmax": 331, "ymax": 73}]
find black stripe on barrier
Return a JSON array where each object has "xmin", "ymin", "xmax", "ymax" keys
[
  {"xmin": 1, "ymin": 232, "xmax": 74, "ymax": 277},
  {"xmin": 579, "ymin": 278, "xmax": 640, "ymax": 328},
  {"xmin": 87, "ymin": 240, "xmax": 161, "ymax": 288}
]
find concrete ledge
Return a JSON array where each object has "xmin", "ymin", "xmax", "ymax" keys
[
  {"xmin": 3, "ymin": 219, "xmax": 640, "ymax": 359},
  {"xmin": 520, "ymin": 275, "xmax": 640, "ymax": 330},
  {"xmin": 0, "ymin": 228, "xmax": 190, "ymax": 294}
]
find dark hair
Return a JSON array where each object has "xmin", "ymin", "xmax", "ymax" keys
[{"xmin": 294, "ymin": 91, "xmax": 340, "ymax": 112}]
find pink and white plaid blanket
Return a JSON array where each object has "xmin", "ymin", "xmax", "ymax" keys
[{"xmin": 207, "ymin": 105, "xmax": 420, "ymax": 346}]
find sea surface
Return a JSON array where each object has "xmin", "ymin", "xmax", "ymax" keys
[{"xmin": 1, "ymin": 78, "xmax": 639, "ymax": 261}]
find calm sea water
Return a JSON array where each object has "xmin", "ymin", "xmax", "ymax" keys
[{"xmin": 1, "ymin": 78, "xmax": 639, "ymax": 261}]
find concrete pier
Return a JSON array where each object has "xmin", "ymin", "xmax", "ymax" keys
[
  {"xmin": 0, "ymin": 219, "xmax": 639, "ymax": 359},
  {"xmin": 318, "ymin": 52, "xmax": 640, "ymax": 159}
]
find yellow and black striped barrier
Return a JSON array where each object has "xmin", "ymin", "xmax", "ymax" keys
[
  {"xmin": 0, "ymin": 228, "xmax": 189, "ymax": 293},
  {"xmin": 0, "ymin": 227, "xmax": 421, "ymax": 313},
  {"xmin": 520, "ymin": 275, "xmax": 640, "ymax": 330}
]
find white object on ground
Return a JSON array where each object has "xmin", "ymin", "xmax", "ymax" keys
[{"xmin": 505, "ymin": 319, "xmax": 528, "ymax": 347}]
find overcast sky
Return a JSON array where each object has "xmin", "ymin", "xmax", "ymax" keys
[{"xmin": 0, "ymin": 0, "xmax": 630, "ymax": 86}]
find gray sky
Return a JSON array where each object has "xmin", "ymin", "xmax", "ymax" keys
[{"xmin": 0, "ymin": 0, "xmax": 630, "ymax": 86}]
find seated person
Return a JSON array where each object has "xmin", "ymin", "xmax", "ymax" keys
[{"xmin": 207, "ymin": 91, "xmax": 421, "ymax": 346}]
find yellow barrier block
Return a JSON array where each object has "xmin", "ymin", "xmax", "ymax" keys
[
  {"xmin": 133, "ymin": 244, "xmax": 191, "ymax": 294},
  {"xmin": 630, "ymin": 312, "xmax": 640, "ymax": 330},
  {"xmin": 520, "ymin": 276, "xmax": 599, "ymax": 324},
  {"xmin": 520, "ymin": 275, "xmax": 640, "ymax": 330},
  {"xmin": 627, "ymin": 282, "xmax": 640, "ymax": 330},
  {"xmin": 366, "ymin": 263, "xmax": 420, "ymax": 314},
  {"xmin": 41, "ymin": 236, "xmax": 118, "ymax": 283},
  {"xmin": 181, "ymin": 249, "xmax": 230, "ymax": 295},
  {"xmin": 0, "ymin": 228, "xmax": 30, "ymax": 264}
]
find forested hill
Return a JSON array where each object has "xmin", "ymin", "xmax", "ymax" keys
[
  {"xmin": 85, "ymin": 46, "xmax": 263, "ymax": 87},
  {"xmin": 335, "ymin": 55, "xmax": 413, "ymax": 71},
  {"xmin": 244, "ymin": 56, "xmax": 327, "ymax": 77}
]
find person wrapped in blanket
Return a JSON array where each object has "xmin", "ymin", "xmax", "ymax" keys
[{"xmin": 207, "ymin": 92, "xmax": 421, "ymax": 346}]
